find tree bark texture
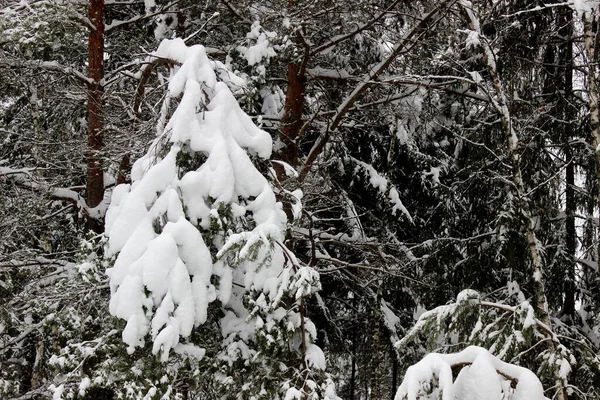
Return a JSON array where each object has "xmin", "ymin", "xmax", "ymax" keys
[
  {"xmin": 277, "ymin": 62, "xmax": 306, "ymax": 173},
  {"xmin": 86, "ymin": 0, "xmax": 105, "ymax": 233}
]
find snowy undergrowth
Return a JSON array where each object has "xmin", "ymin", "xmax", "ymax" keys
[
  {"xmin": 395, "ymin": 346, "xmax": 548, "ymax": 400},
  {"xmin": 104, "ymin": 38, "xmax": 337, "ymax": 399},
  {"xmin": 394, "ymin": 289, "xmax": 581, "ymax": 400}
]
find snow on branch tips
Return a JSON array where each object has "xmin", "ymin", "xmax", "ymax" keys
[
  {"xmin": 352, "ymin": 157, "xmax": 413, "ymax": 223},
  {"xmin": 102, "ymin": 38, "xmax": 333, "ymax": 398}
]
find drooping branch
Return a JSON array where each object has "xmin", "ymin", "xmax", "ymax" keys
[
  {"xmin": 328, "ymin": 0, "xmax": 455, "ymax": 132},
  {"xmin": 133, "ymin": 56, "xmax": 181, "ymax": 117},
  {"xmin": 0, "ymin": 167, "xmax": 108, "ymax": 222}
]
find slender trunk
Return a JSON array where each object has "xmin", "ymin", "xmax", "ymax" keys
[
  {"xmin": 583, "ymin": 156, "xmax": 597, "ymax": 323},
  {"xmin": 462, "ymin": 1, "xmax": 550, "ymax": 322},
  {"xmin": 368, "ymin": 285, "xmax": 383, "ymax": 400},
  {"xmin": 29, "ymin": 337, "xmax": 44, "ymax": 390},
  {"xmin": 564, "ymin": 147, "xmax": 576, "ymax": 319},
  {"xmin": 86, "ymin": 0, "xmax": 105, "ymax": 233},
  {"xmin": 349, "ymin": 293, "xmax": 358, "ymax": 400},
  {"xmin": 562, "ymin": 8, "xmax": 576, "ymax": 321},
  {"xmin": 350, "ymin": 330, "xmax": 356, "ymax": 400},
  {"xmin": 30, "ymin": 86, "xmax": 45, "ymax": 179},
  {"xmin": 390, "ymin": 357, "xmax": 397, "ymax": 400}
]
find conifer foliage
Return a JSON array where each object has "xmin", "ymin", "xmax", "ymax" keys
[{"xmin": 104, "ymin": 38, "xmax": 334, "ymax": 399}]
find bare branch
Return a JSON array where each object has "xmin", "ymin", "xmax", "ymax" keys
[
  {"xmin": 220, "ymin": 0, "xmax": 251, "ymax": 24},
  {"xmin": 310, "ymin": 0, "xmax": 402, "ymax": 56}
]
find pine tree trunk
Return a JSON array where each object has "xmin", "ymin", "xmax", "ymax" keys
[
  {"xmin": 86, "ymin": 0, "xmax": 105, "ymax": 233},
  {"xmin": 278, "ymin": 62, "xmax": 306, "ymax": 173},
  {"xmin": 275, "ymin": 0, "xmax": 308, "ymax": 223},
  {"xmin": 276, "ymin": 0, "xmax": 306, "ymax": 179}
]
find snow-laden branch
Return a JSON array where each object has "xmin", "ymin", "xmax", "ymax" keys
[
  {"xmin": 395, "ymin": 346, "xmax": 549, "ymax": 400},
  {"xmin": 306, "ymin": 67, "xmax": 357, "ymax": 81},
  {"xmin": 306, "ymin": 70, "xmax": 491, "ymax": 103},
  {"xmin": 105, "ymin": 0, "xmax": 145, "ymax": 5},
  {"xmin": 105, "ymin": 0, "xmax": 182, "ymax": 32},
  {"xmin": 315, "ymin": 253, "xmax": 423, "ymax": 284},
  {"xmin": 395, "ymin": 286, "xmax": 574, "ymax": 400},
  {"xmin": 0, "ymin": 0, "xmax": 84, "ymax": 25},
  {"xmin": 0, "ymin": 166, "xmax": 109, "ymax": 222},
  {"xmin": 351, "ymin": 157, "xmax": 413, "ymax": 223},
  {"xmin": 0, "ymin": 59, "xmax": 93, "ymax": 84},
  {"xmin": 500, "ymin": 2, "xmax": 574, "ymax": 18}
]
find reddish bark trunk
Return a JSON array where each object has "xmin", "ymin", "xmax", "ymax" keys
[
  {"xmin": 86, "ymin": 0, "xmax": 105, "ymax": 233},
  {"xmin": 275, "ymin": 62, "xmax": 306, "ymax": 222},
  {"xmin": 277, "ymin": 62, "xmax": 306, "ymax": 175}
]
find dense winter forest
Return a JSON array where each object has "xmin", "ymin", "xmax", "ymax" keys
[{"xmin": 3, "ymin": 0, "xmax": 600, "ymax": 398}]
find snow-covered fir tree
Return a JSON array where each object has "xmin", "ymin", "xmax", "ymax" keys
[{"xmin": 103, "ymin": 38, "xmax": 336, "ymax": 400}]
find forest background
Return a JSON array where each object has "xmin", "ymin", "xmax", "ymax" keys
[{"xmin": 2, "ymin": 0, "xmax": 600, "ymax": 399}]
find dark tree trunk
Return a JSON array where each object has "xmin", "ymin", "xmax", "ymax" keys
[
  {"xmin": 391, "ymin": 356, "xmax": 397, "ymax": 400},
  {"xmin": 350, "ymin": 330, "xmax": 356, "ymax": 400},
  {"xmin": 560, "ymin": 7, "xmax": 576, "ymax": 321},
  {"xmin": 86, "ymin": 0, "xmax": 105, "ymax": 233},
  {"xmin": 117, "ymin": 154, "xmax": 130, "ymax": 185}
]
